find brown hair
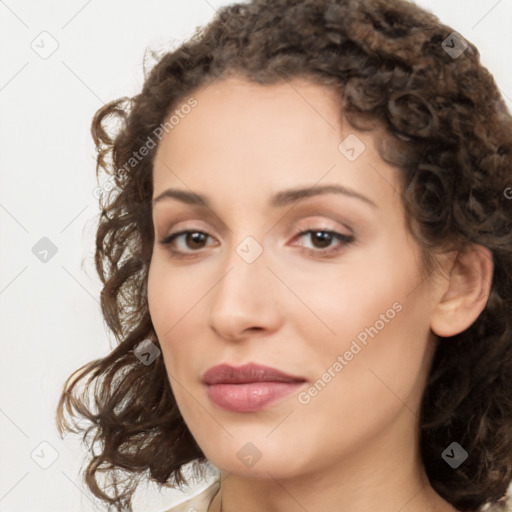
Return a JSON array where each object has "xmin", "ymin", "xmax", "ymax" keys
[{"xmin": 56, "ymin": 0, "xmax": 512, "ymax": 511}]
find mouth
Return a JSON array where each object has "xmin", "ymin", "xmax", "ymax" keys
[{"xmin": 202, "ymin": 363, "xmax": 307, "ymax": 412}]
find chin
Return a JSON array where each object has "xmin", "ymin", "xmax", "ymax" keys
[{"xmin": 199, "ymin": 435, "xmax": 312, "ymax": 480}]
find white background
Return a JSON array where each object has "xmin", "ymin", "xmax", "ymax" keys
[{"xmin": 1, "ymin": 1, "xmax": 511, "ymax": 511}]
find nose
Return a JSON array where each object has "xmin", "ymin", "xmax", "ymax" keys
[{"xmin": 207, "ymin": 243, "xmax": 284, "ymax": 341}]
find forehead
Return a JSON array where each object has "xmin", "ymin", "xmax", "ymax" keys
[
  {"xmin": 152, "ymin": 75, "xmax": 401, "ymax": 213},
  {"xmin": 154, "ymin": 75, "xmax": 344, "ymax": 158},
  {"xmin": 191, "ymin": 75, "xmax": 343, "ymax": 117}
]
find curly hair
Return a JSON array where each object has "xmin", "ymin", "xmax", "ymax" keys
[{"xmin": 55, "ymin": 0, "xmax": 512, "ymax": 510}]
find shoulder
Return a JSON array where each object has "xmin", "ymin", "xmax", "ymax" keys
[{"xmin": 161, "ymin": 480, "xmax": 221, "ymax": 512}]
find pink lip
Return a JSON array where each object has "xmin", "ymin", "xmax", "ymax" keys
[{"xmin": 202, "ymin": 363, "xmax": 306, "ymax": 412}]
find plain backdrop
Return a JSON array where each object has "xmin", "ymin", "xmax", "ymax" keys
[{"xmin": 1, "ymin": 1, "xmax": 512, "ymax": 511}]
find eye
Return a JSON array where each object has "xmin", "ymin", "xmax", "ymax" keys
[
  {"xmin": 291, "ymin": 229, "xmax": 354, "ymax": 257},
  {"xmin": 159, "ymin": 230, "xmax": 217, "ymax": 257},
  {"xmin": 158, "ymin": 227, "xmax": 354, "ymax": 259}
]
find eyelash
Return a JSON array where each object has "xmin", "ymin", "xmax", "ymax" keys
[{"xmin": 158, "ymin": 228, "xmax": 354, "ymax": 259}]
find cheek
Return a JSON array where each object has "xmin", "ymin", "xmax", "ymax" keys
[
  {"xmin": 292, "ymin": 292, "xmax": 431, "ymax": 463},
  {"xmin": 147, "ymin": 258, "xmax": 204, "ymax": 333},
  {"xmin": 295, "ymin": 242, "xmax": 431, "ymax": 390},
  {"xmin": 147, "ymin": 258, "xmax": 215, "ymax": 387},
  {"xmin": 285, "ymin": 252, "xmax": 404, "ymax": 350},
  {"xmin": 147, "ymin": 261, "xmax": 193, "ymax": 364}
]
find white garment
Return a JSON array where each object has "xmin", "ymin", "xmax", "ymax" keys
[{"xmin": 162, "ymin": 480, "xmax": 221, "ymax": 512}]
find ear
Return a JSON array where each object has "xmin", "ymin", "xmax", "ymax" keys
[{"xmin": 430, "ymin": 245, "xmax": 493, "ymax": 338}]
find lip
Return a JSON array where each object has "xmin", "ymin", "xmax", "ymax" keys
[{"xmin": 202, "ymin": 363, "xmax": 306, "ymax": 412}]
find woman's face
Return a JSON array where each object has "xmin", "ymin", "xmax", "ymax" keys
[{"xmin": 148, "ymin": 76, "xmax": 440, "ymax": 480}]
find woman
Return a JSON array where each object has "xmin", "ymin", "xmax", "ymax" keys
[{"xmin": 56, "ymin": 0, "xmax": 512, "ymax": 511}]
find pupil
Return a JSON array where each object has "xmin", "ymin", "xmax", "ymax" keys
[
  {"xmin": 188, "ymin": 232, "xmax": 205, "ymax": 248},
  {"xmin": 313, "ymin": 231, "xmax": 331, "ymax": 248}
]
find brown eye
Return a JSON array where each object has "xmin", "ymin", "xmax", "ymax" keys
[
  {"xmin": 293, "ymin": 229, "xmax": 354, "ymax": 257},
  {"xmin": 159, "ymin": 227, "xmax": 354, "ymax": 259},
  {"xmin": 160, "ymin": 230, "xmax": 216, "ymax": 255},
  {"xmin": 310, "ymin": 231, "xmax": 333, "ymax": 248},
  {"xmin": 185, "ymin": 232, "xmax": 208, "ymax": 249}
]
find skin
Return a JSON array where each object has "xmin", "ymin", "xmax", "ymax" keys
[{"xmin": 147, "ymin": 76, "xmax": 492, "ymax": 512}]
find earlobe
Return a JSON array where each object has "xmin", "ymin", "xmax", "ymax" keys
[{"xmin": 430, "ymin": 245, "xmax": 493, "ymax": 338}]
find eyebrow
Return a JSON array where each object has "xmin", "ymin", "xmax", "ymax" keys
[{"xmin": 152, "ymin": 184, "xmax": 378, "ymax": 209}]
